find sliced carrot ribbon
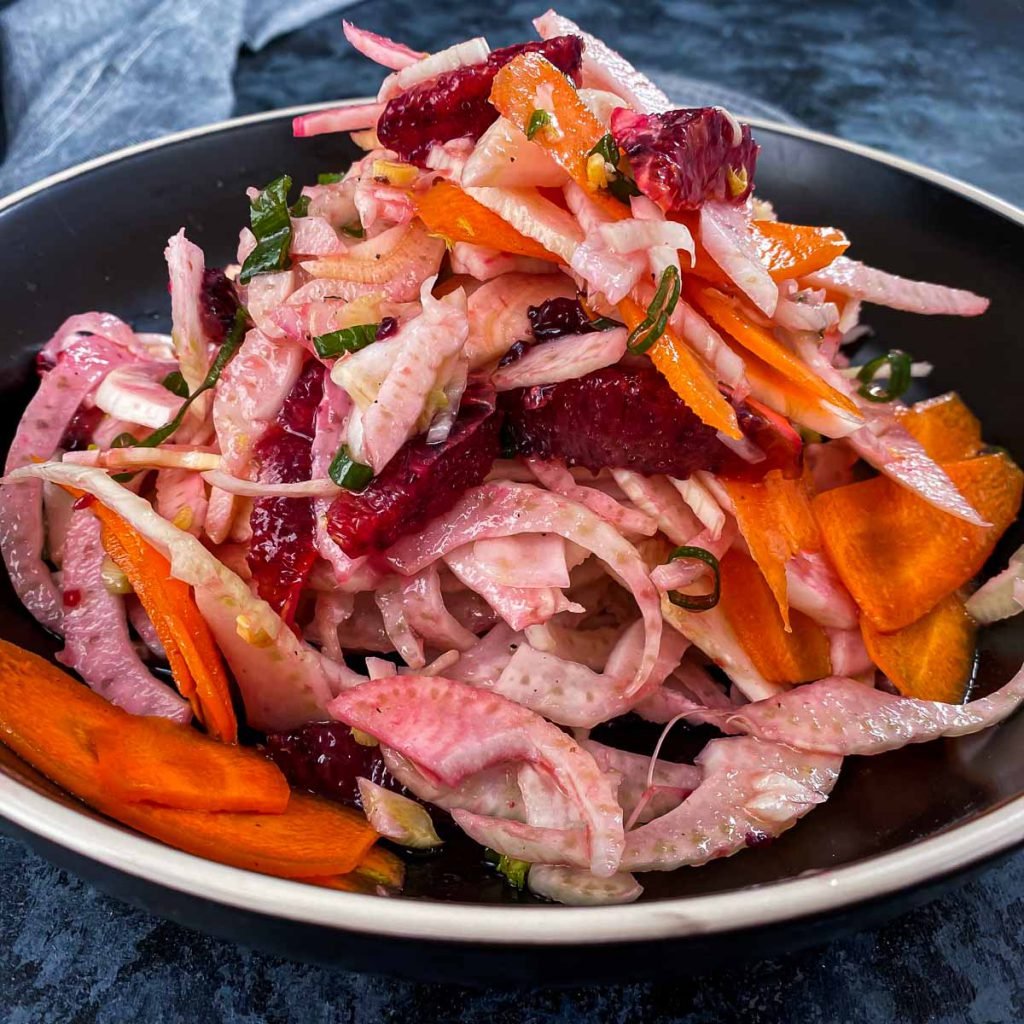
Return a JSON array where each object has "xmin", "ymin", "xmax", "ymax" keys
[
  {"xmin": 861, "ymin": 593, "xmax": 976, "ymax": 703},
  {"xmin": 92, "ymin": 717, "xmax": 290, "ymax": 813},
  {"xmin": 619, "ymin": 296, "xmax": 741, "ymax": 439},
  {"xmin": 813, "ymin": 453, "xmax": 1024, "ymax": 632},
  {"xmin": 686, "ymin": 282, "xmax": 860, "ymax": 416},
  {"xmin": 414, "ymin": 180, "xmax": 560, "ymax": 261},
  {"xmin": 750, "ymin": 221, "xmax": 849, "ymax": 282},
  {"xmin": 489, "ymin": 52, "xmax": 628, "ymax": 222},
  {"xmin": 92, "ymin": 504, "xmax": 237, "ymax": 743},
  {"xmin": 718, "ymin": 548, "xmax": 832, "ymax": 684},
  {"xmin": 895, "ymin": 392, "xmax": 983, "ymax": 464},
  {"xmin": 723, "ymin": 470, "xmax": 821, "ymax": 630},
  {"xmin": 0, "ymin": 640, "xmax": 380, "ymax": 878}
]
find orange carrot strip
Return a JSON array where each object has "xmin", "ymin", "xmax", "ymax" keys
[
  {"xmin": 751, "ymin": 221, "xmax": 850, "ymax": 282},
  {"xmin": 302, "ymin": 845, "xmax": 407, "ymax": 894},
  {"xmin": 687, "ymin": 282, "xmax": 860, "ymax": 416},
  {"xmin": 723, "ymin": 470, "xmax": 821, "ymax": 630},
  {"xmin": 415, "ymin": 180, "xmax": 560, "ymax": 261},
  {"xmin": 619, "ymin": 296, "xmax": 741, "ymax": 440},
  {"xmin": 813, "ymin": 454, "xmax": 1024, "ymax": 632},
  {"xmin": 861, "ymin": 593, "xmax": 976, "ymax": 703},
  {"xmin": 0, "ymin": 641, "xmax": 379, "ymax": 878},
  {"xmin": 718, "ymin": 549, "xmax": 832, "ymax": 684},
  {"xmin": 489, "ymin": 52, "xmax": 628, "ymax": 222},
  {"xmin": 895, "ymin": 392, "xmax": 983, "ymax": 463},
  {"xmin": 94, "ymin": 506, "xmax": 237, "ymax": 743},
  {"xmin": 92, "ymin": 717, "xmax": 289, "ymax": 813}
]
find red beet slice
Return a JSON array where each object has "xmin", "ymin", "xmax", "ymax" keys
[
  {"xmin": 326, "ymin": 384, "xmax": 500, "ymax": 558},
  {"xmin": 247, "ymin": 360, "xmax": 325, "ymax": 622},
  {"xmin": 500, "ymin": 362, "xmax": 800, "ymax": 481},
  {"xmin": 377, "ymin": 35, "xmax": 584, "ymax": 166},
  {"xmin": 611, "ymin": 106, "xmax": 758, "ymax": 213}
]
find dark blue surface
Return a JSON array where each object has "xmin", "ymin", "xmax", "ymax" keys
[{"xmin": 3, "ymin": 0, "xmax": 1024, "ymax": 1019}]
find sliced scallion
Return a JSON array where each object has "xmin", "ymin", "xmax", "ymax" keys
[
  {"xmin": 329, "ymin": 445, "xmax": 374, "ymax": 491},
  {"xmin": 627, "ymin": 265, "xmax": 681, "ymax": 354},
  {"xmin": 666, "ymin": 545, "xmax": 721, "ymax": 612},
  {"xmin": 526, "ymin": 109, "xmax": 553, "ymax": 140},
  {"xmin": 856, "ymin": 349, "xmax": 912, "ymax": 403}
]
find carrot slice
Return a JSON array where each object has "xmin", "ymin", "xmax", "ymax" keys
[
  {"xmin": 813, "ymin": 453, "xmax": 1024, "ymax": 632},
  {"xmin": 686, "ymin": 282, "xmax": 860, "ymax": 416},
  {"xmin": 489, "ymin": 52, "xmax": 628, "ymax": 222},
  {"xmin": 415, "ymin": 180, "xmax": 561, "ymax": 261},
  {"xmin": 861, "ymin": 593, "xmax": 976, "ymax": 703},
  {"xmin": 718, "ymin": 548, "xmax": 832, "ymax": 684},
  {"xmin": 92, "ymin": 717, "xmax": 289, "ymax": 813},
  {"xmin": 723, "ymin": 470, "xmax": 821, "ymax": 630},
  {"xmin": 751, "ymin": 221, "xmax": 850, "ymax": 282},
  {"xmin": 619, "ymin": 296, "xmax": 741, "ymax": 439},
  {"xmin": 93, "ymin": 505, "xmax": 237, "ymax": 743},
  {"xmin": 0, "ymin": 640, "xmax": 379, "ymax": 878},
  {"xmin": 895, "ymin": 392, "xmax": 983, "ymax": 463}
]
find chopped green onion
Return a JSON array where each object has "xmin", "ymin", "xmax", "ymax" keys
[
  {"xmin": 607, "ymin": 174, "xmax": 641, "ymax": 203},
  {"xmin": 341, "ymin": 222, "xmax": 366, "ymax": 239},
  {"xmin": 589, "ymin": 315, "xmax": 623, "ymax": 332},
  {"xmin": 239, "ymin": 175, "xmax": 296, "ymax": 284},
  {"xmin": 666, "ymin": 545, "xmax": 721, "ymax": 612},
  {"xmin": 588, "ymin": 133, "xmax": 641, "ymax": 204},
  {"xmin": 484, "ymin": 849, "xmax": 530, "ymax": 890},
  {"xmin": 111, "ymin": 431, "xmax": 139, "ymax": 449},
  {"xmin": 289, "ymin": 195, "xmax": 310, "ymax": 218},
  {"xmin": 526, "ymin": 109, "xmax": 553, "ymax": 140},
  {"xmin": 317, "ymin": 172, "xmax": 344, "ymax": 185},
  {"xmin": 329, "ymin": 445, "xmax": 374, "ymax": 491},
  {"xmin": 587, "ymin": 134, "xmax": 620, "ymax": 167},
  {"xmin": 161, "ymin": 371, "xmax": 189, "ymax": 398},
  {"xmin": 627, "ymin": 265, "xmax": 681, "ymax": 354},
  {"xmin": 856, "ymin": 349, "xmax": 913, "ymax": 403},
  {"xmin": 312, "ymin": 323, "xmax": 380, "ymax": 359}
]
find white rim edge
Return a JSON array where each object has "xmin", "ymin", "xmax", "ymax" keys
[{"xmin": 1, "ymin": 103, "xmax": 1023, "ymax": 947}]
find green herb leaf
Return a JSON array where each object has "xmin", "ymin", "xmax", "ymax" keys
[
  {"xmin": 239, "ymin": 175, "xmax": 295, "ymax": 284},
  {"xmin": 313, "ymin": 323, "xmax": 380, "ymax": 359},
  {"xmin": 587, "ymin": 133, "xmax": 620, "ymax": 167},
  {"xmin": 317, "ymin": 172, "xmax": 344, "ymax": 185},
  {"xmin": 526, "ymin": 109, "xmax": 552, "ymax": 140},
  {"xmin": 666, "ymin": 545, "xmax": 721, "ymax": 612},
  {"xmin": 341, "ymin": 222, "xmax": 366, "ymax": 239},
  {"xmin": 588, "ymin": 315, "xmax": 624, "ymax": 332},
  {"xmin": 496, "ymin": 854, "xmax": 529, "ymax": 890},
  {"xmin": 161, "ymin": 371, "xmax": 190, "ymax": 398},
  {"xmin": 289, "ymin": 195, "xmax": 311, "ymax": 218},
  {"xmin": 607, "ymin": 174, "xmax": 641, "ymax": 203},
  {"xmin": 856, "ymin": 349, "xmax": 913, "ymax": 403},
  {"xmin": 329, "ymin": 445, "xmax": 374, "ymax": 491},
  {"xmin": 627, "ymin": 265, "xmax": 681, "ymax": 354}
]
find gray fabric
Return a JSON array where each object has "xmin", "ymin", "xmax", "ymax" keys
[
  {"xmin": 0, "ymin": 0, "xmax": 357, "ymax": 196},
  {"xmin": 655, "ymin": 70, "xmax": 799, "ymax": 126}
]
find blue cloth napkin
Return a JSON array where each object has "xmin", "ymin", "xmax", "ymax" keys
[{"xmin": 0, "ymin": 0, "xmax": 358, "ymax": 197}]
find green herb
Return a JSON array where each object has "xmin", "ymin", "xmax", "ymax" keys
[
  {"xmin": 588, "ymin": 315, "xmax": 623, "ymax": 332},
  {"xmin": 587, "ymin": 134, "xmax": 641, "ymax": 205},
  {"xmin": 329, "ymin": 445, "xmax": 374, "ymax": 491},
  {"xmin": 488, "ymin": 851, "xmax": 529, "ymax": 890},
  {"xmin": 607, "ymin": 175, "xmax": 641, "ymax": 202},
  {"xmin": 317, "ymin": 171, "xmax": 344, "ymax": 185},
  {"xmin": 341, "ymin": 222, "xmax": 366, "ymax": 239},
  {"xmin": 587, "ymin": 133, "xmax": 619, "ymax": 166},
  {"xmin": 666, "ymin": 545, "xmax": 721, "ymax": 612},
  {"xmin": 856, "ymin": 349, "xmax": 912, "ymax": 403},
  {"xmin": 111, "ymin": 431, "xmax": 139, "ymax": 449},
  {"xmin": 239, "ymin": 175, "xmax": 295, "ymax": 284},
  {"xmin": 289, "ymin": 194, "xmax": 310, "ymax": 218},
  {"xmin": 161, "ymin": 371, "xmax": 190, "ymax": 398},
  {"xmin": 313, "ymin": 323, "xmax": 380, "ymax": 359},
  {"xmin": 627, "ymin": 265, "xmax": 681, "ymax": 354},
  {"xmin": 526, "ymin": 109, "xmax": 553, "ymax": 140}
]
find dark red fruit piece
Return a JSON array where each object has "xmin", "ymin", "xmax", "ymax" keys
[
  {"xmin": 327, "ymin": 385, "xmax": 500, "ymax": 558},
  {"xmin": 375, "ymin": 316, "xmax": 398, "ymax": 340},
  {"xmin": 500, "ymin": 363, "xmax": 800, "ymax": 481},
  {"xmin": 62, "ymin": 588, "xmax": 82, "ymax": 609},
  {"xmin": 611, "ymin": 106, "xmax": 758, "ymax": 213},
  {"xmin": 527, "ymin": 296, "xmax": 593, "ymax": 340},
  {"xmin": 264, "ymin": 722, "xmax": 402, "ymax": 809},
  {"xmin": 200, "ymin": 268, "xmax": 240, "ymax": 345},
  {"xmin": 247, "ymin": 360, "xmax": 324, "ymax": 623},
  {"xmin": 378, "ymin": 36, "xmax": 584, "ymax": 166},
  {"xmin": 59, "ymin": 404, "xmax": 104, "ymax": 451}
]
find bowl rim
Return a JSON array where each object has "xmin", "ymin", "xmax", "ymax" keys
[{"xmin": 1, "ymin": 101, "xmax": 1023, "ymax": 947}]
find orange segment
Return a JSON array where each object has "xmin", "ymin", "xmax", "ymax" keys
[
  {"xmin": 751, "ymin": 221, "xmax": 850, "ymax": 282},
  {"xmin": 813, "ymin": 454, "xmax": 1023, "ymax": 632},
  {"xmin": 861, "ymin": 593, "xmax": 976, "ymax": 703},
  {"xmin": 895, "ymin": 392, "xmax": 983, "ymax": 463},
  {"xmin": 619, "ymin": 296, "xmax": 741, "ymax": 439},
  {"xmin": 718, "ymin": 548, "xmax": 832, "ymax": 684},
  {"xmin": 686, "ymin": 282, "xmax": 860, "ymax": 417},
  {"xmin": 723, "ymin": 470, "xmax": 821, "ymax": 630},
  {"xmin": 489, "ymin": 52, "xmax": 627, "ymax": 222},
  {"xmin": 415, "ymin": 180, "xmax": 561, "ymax": 261}
]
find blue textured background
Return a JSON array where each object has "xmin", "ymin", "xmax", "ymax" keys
[{"xmin": 3, "ymin": 0, "xmax": 1024, "ymax": 1019}]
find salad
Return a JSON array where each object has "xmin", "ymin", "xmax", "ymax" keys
[{"xmin": 1, "ymin": 12, "xmax": 1023, "ymax": 907}]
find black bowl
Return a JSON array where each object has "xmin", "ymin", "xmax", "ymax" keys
[{"xmin": 1, "ymin": 106, "xmax": 1023, "ymax": 985}]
